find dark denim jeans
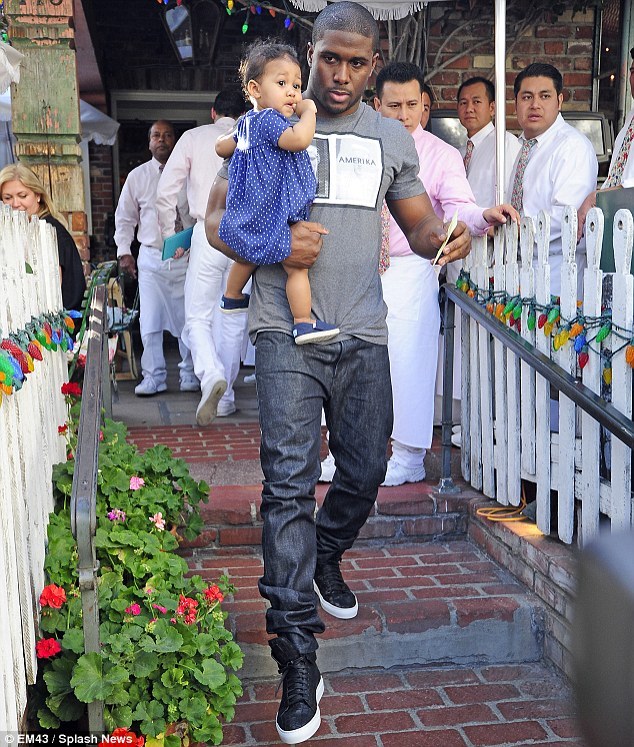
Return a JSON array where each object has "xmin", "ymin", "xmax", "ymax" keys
[{"xmin": 255, "ymin": 332, "xmax": 393, "ymax": 653}]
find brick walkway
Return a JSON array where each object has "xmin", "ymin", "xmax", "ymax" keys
[
  {"xmin": 225, "ymin": 661, "xmax": 582, "ymax": 746},
  {"xmin": 122, "ymin": 409, "xmax": 587, "ymax": 747}
]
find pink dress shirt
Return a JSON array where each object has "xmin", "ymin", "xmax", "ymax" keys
[{"xmin": 388, "ymin": 125, "xmax": 489, "ymax": 257}]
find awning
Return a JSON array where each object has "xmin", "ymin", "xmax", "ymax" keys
[
  {"xmin": 287, "ymin": 1, "xmax": 434, "ymax": 20},
  {"xmin": 0, "ymin": 41, "xmax": 23, "ymax": 95},
  {"xmin": 0, "ymin": 92, "xmax": 120, "ymax": 146}
]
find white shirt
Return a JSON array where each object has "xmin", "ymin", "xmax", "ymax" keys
[
  {"xmin": 156, "ymin": 116, "xmax": 236, "ymax": 238},
  {"xmin": 115, "ymin": 158, "xmax": 166, "ymax": 256},
  {"xmin": 459, "ymin": 121, "xmax": 522, "ymax": 206},
  {"xmin": 603, "ymin": 106, "xmax": 634, "ymax": 189},
  {"xmin": 513, "ymin": 114, "xmax": 597, "ymax": 274}
]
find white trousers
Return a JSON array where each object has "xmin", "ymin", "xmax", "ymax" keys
[
  {"xmin": 137, "ymin": 244, "xmax": 193, "ymax": 384},
  {"xmin": 183, "ymin": 221, "xmax": 247, "ymax": 402},
  {"xmin": 382, "ymin": 254, "xmax": 441, "ymax": 454}
]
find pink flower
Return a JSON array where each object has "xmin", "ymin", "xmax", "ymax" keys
[
  {"xmin": 149, "ymin": 512, "xmax": 165, "ymax": 531},
  {"xmin": 125, "ymin": 603, "xmax": 141, "ymax": 616},
  {"xmin": 129, "ymin": 476, "xmax": 145, "ymax": 491},
  {"xmin": 152, "ymin": 604, "xmax": 167, "ymax": 614},
  {"xmin": 107, "ymin": 508, "xmax": 126, "ymax": 522}
]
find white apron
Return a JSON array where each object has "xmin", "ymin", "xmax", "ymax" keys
[
  {"xmin": 382, "ymin": 253, "xmax": 440, "ymax": 450},
  {"xmin": 137, "ymin": 244, "xmax": 188, "ymax": 338}
]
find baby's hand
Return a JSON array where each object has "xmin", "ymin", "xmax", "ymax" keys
[{"xmin": 295, "ymin": 98, "xmax": 317, "ymax": 117}]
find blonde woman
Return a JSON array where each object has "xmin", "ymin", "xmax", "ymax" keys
[{"xmin": 0, "ymin": 163, "xmax": 86, "ymax": 311}]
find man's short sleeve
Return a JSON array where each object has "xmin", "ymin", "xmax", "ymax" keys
[
  {"xmin": 260, "ymin": 108, "xmax": 291, "ymax": 146},
  {"xmin": 385, "ymin": 126, "xmax": 425, "ymax": 202}
]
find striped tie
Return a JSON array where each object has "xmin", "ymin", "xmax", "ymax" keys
[
  {"xmin": 604, "ymin": 117, "xmax": 634, "ymax": 188},
  {"xmin": 463, "ymin": 139, "xmax": 474, "ymax": 174},
  {"xmin": 510, "ymin": 138, "xmax": 537, "ymax": 213}
]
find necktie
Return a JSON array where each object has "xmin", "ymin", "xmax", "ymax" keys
[
  {"xmin": 379, "ymin": 201, "xmax": 390, "ymax": 275},
  {"xmin": 158, "ymin": 164, "xmax": 183, "ymax": 232},
  {"xmin": 463, "ymin": 139, "xmax": 474, "ymax": 174},
  {"xmin": 510, "ymin": 137, "xmax": 537, "ymax": 213},
  {"xmin": 604, "ymin": 117, "xmax": 634, "ymax": 188}
]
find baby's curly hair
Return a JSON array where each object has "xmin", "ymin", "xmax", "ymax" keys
[{"xmin": 239, "ymin": 38, "xmax": 300, "ymax": 99}]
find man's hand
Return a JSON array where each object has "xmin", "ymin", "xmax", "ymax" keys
[
  {"xmin": 577, "ymin": 190, "xmax": 597, "ymax": 243},
  {"xmin": 284, "ymin": 221, "xmax": 329, "ymax": 269},
  {"xmin": 118, "ymin": 254, "xmax": 137, "ymax": 279},
  {"xmin": 483, "ymin": 203, "xmax": 520, "ymax": 227},
  {"xmin": 431, "ymin": 220, "xmax": 471, "ymax": 266}
]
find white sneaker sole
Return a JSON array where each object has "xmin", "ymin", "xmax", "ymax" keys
[
  {"xmin": 276, "ymin": 677, "xmax": 324, "ymax": 744},
  {"xmin": 196, "ymin": 379, "xmax": 227, "ymax": 426},
  {"xmin": 313, "ymin": 581, "xmax": 358, "ymax": 619}
]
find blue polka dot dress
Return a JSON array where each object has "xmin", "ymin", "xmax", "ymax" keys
[{"xmin": 219, "ymin": 108, "xmax": 317, "ymax": 265}]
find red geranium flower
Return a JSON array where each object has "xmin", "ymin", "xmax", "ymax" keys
[
  {"xmin": 61, "ymin": 382, "xmax": 82, "ymax": 397},
  {"xmin": 36, "ymin": 638, "xmax": 61, "ymax": 659},
  {"xmin": 39, "ymin": 584, "xmax": 66, "ymax": 609},
  {"xmin": 203, "ymin": 584, "xmax": 224, "ymax": 604},
  {"xmin": 58, "ymin": 424, "xmax": 68, "ymax": 435}
]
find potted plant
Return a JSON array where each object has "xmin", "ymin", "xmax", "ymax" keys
[{"xmin": 34, "ymin": 412, "xmax": 243, "ymax": 746}]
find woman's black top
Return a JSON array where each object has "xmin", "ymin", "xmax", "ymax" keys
[{"xmin": 43, "ymin": 215, "xmax": 86, "ymax": 312}]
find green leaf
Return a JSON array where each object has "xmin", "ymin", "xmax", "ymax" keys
[
  {"xmin": 140, "ymin": 620, "xmax": 184, "ymax": 653},
  {"xmin": 191, "ymin": 712, "xmax": 222, "ymax": 745},
  {"xmin": 192, "ymin": 658, "xmax": 226, "ymax": 689},
  {"xmin": 132, "ymin": 699, "xmax": 166, "ymax": 737},
  {"xmin": 43, "ymin": 655, "xmax": 76, "ymax": 696},
  {"xmin": 104, "ymin": 704, "xmax": 133, "ymax": 732},
  {"xmin": 37, "ymin": 706, "xmax": 61, "ymax": 729},
  {"xmin": 46, "ymin": 691, "xmax": 86, "ymax": 722},
  {"xmin": 181, "ymin": 692, "xmax": 207, "ymax": 726},
  {"xmin": 160, "ymin": 667, "xmax": 186, "ymax": 689},
  {"xmin": 220, "ymin": 641, "xmax": 244, "ymax": 671},
  {"xmin": 70, "ymin": 653, "xmax": 130, "ymax": 702},
  {"xmin": 62, "ymin": 628, "xmax": 86, "ymax": 654},
  {"xmin": 133, "ymin": 650, "xmax": 159, "ymax": 677},
  {"xmin": 196, "ymin": 634, "xmax": 219, "ymax": 657}
]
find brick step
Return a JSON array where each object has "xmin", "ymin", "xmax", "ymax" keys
[
  {"xmin": 182, "ymin": 482, "xmax": 471, "ymax": 550},
  {"xmin": 184, "ymin": 540, "xmax": 544, "ymax": 680}
]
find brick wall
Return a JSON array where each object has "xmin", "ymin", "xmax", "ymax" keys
[
  {"xmin": 88, "ymin": 142, "xmax": 115, "ymax": 262},
  {"xmin": 424, "ymin": 7, "xmax": 596, "ymax": 129}
]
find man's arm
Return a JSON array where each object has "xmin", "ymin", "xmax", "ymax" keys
[
  {"xmin": 387, "ymin": 192, "xmax": 471, "ymax": 265},
  {"xmin": 205, "ymin": 175, "xmax": 328, "ymax": 266},
  {"xmin": 114, "ymin": 177, "xmax": 140, "ymax": 278}
]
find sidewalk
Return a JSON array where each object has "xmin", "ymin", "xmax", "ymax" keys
[{"xmin": 112, "ymin": 343, "xmax": 587, "ymax": 747}]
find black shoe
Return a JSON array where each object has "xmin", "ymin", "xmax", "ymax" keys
[
  {"xmin": 314, "ymin": 560, "xmax": 358, "ymax": 619},
  {"xmin": 269, "ymin": 637, "xmax": 324, "ymax": 744}
]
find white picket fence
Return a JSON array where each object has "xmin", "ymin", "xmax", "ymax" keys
[
  {"xmin": 459, "ymin": 204, "xmax": 633, "ymax": 546},
  {"xmin": 0, "ymin": 206, "xmax": 68, "ymax": 729}
]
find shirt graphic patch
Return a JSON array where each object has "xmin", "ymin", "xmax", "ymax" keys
[{"xmin": 309, "ymin": 133, "xmax": 383, "ymax": 209}]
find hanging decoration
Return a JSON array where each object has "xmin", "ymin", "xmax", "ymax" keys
[
  {"xmin": 0, "ymin": 309, "xmax": 81, "ymax": 407},
  {"xmin": 454, "ymin": 269, "xmax": 634, "ymax": 386},
  {"xmin": 214, "ymin": 0, "xmax": 309, "ymax": 30}
]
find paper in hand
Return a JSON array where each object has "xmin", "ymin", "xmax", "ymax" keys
[{"xmin": 432, "ymin": 210, "xmax": 459, "ymax": 275}]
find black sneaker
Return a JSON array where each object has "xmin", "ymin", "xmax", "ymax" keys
[
  {"xmin": 269, "ymin": 637, "xmax": 324, "ymax": 744},
  {"xmin": 314, "ymin": 560, "xmax": 359, "ymax": 619}
]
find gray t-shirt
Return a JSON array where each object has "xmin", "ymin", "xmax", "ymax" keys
[{"xmin": 218, "ymin": 102, "xmax": 425, "ymax": 345}]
